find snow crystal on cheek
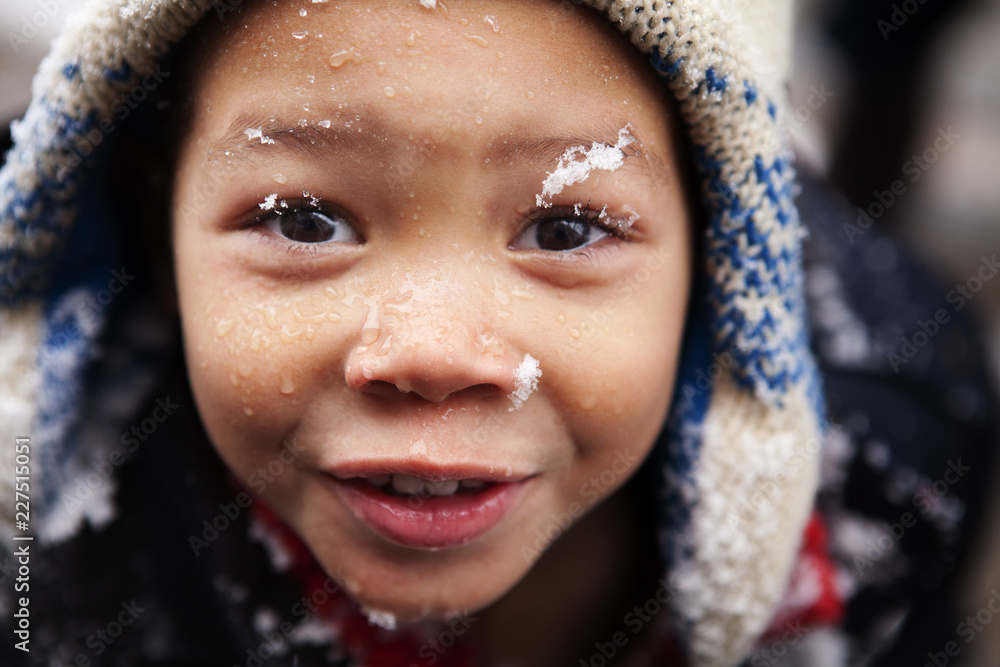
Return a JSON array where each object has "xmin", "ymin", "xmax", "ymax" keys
[
  {"xmin": 244, "ymin": 127, "xmax": 275, "ymax": 145},
  {"xmin": 420, "ymin": 0, "xmax": 436, "ymax": 7},
  {"xmin": 536, "ymin": 125, "xmax": 635, "ymax": 207},
  {"xmin": 363, "ymin": 608, "xmax": 397, "ymax": 630},
  {"xmin": 508, "ymin": 353, "xmax": 542, "ymax": 412}
]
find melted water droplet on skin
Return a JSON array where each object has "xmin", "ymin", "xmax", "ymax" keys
[
  {"xmin": 474, "ymin": 115, "xmax": 483, "ymax": 125},
  {"xmin": 280, "ymin": 376, "xmax": 296, "ymax": 395},
  {"xmin": 377, "ymin": 61, "xmax": 387, "ymax": 75},
  {"xmin": 299, "ymin": 7, "xmax": 307, "ymax": 16},
  {"xmin": 324, "ymin": 286, "xmax": 338, "ymax": 299},
  {"xmin": 526, "ymin": 91, "xmax": 536, "ymax": 100},
  {"xmin": 570, "ymin": 329, "xmax": 581, "ymax": 339},
  {"xmin": 464, "ymin": 33, "xmax": 489, "ymax": 47},
  {"xmin": 361, "ymin": 364, "xmax": 375, "ymax": 380},
  {"xmin": 383, "ymin": 86, "xmax": 396, "ymax": 98},
  {"xmin": 230, "ymin": 373, "xmax": 239, "ymax": 386},
  {"xmin": 292, "ymin": 30, "xmax": 308, "ymax": 39},
  {"xmin": 244, "ymin": 407, "xmax": 254, "ymax": 417},
  {"xmin": 361, "ymin": 305, "xmax": 380, "ymax": 344},
  {"xmin": 272, "ymin": 173, "xmax": 288, "ymax": 184},
  {"xmin": 294, "ymin": 308, "xmax": 326, "ymax": 324},
  {"xmin": 494, "ymin": 287, "xmax": 510, "ymax": 306},
  {"xmin": 376, "ymin": 335, "xmax": 393, "ymax": 357},
  {"xmin": 329, "ymin": 48, "xmax": 362, "ymax": 68},
  {"xmin": 580, "ymin": 395, "xmax": 598, "ymax": 411},
  {"xmin": 216, "ymin": 319, "xmax": 236, "ymax": 338},
  {"xmin": 511, "ymin": 286, "xmax": 534, "ymax": 301},
  {"xmin": 406, "ymin": 30, "xmax": 418, "ymax": 47},
  {"xmin": 238, "ymin": 362, "xmax": 253, "ymax": 379},
  {"xmin": 261, "ymin": 306, "xmax": 280, "ymax": 330},
  {"xmin": 557, "ymin": 313, "xmax": 566, "ymax": 324}
]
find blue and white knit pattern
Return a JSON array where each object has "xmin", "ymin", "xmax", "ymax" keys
[
  {"xmin": 0, "ymin": 1, "xmax": 824, "ymax": 666},
  {"xmin": 585, "ymin": 2, "xmax": 824, "ymax": 665},
  {"xmin": 0, "ymin": 0, "xmax": 216, "ymax": 537}
]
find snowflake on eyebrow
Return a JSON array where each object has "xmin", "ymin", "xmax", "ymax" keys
[{"xmin": 244, "ymin": 127, "xmax": 275, "ymax": 145}]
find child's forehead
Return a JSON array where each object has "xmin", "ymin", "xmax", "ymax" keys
[
  {"xmin": 185, "ymin": 0, "xmax": 675, "ymax": 180},
  {"xmin": 201, "ymin": 0, "xmax": 654, "ymax": 95}
]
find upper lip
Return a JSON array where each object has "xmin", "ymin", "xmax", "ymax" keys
[{"xmin": 326, "ymin": 460, "xmax": 534, "ymax": 483}]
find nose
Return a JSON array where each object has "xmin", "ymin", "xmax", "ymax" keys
[{"xmin": 343, "ymin": 292, "xmax": 520, "ymax": 404}]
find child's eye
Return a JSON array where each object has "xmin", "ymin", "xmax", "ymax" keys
[
  {"xmin": 510, "ymin": 206, "xmax": 627, "ymax": 252},
  {"xmin": 253, "ymin": 201, "xmax": 361, "ymax": 245}
]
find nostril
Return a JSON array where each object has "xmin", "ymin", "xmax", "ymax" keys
[{"xmin": 359, "ymin": 379, "xmax": 410, "ymax": 398}]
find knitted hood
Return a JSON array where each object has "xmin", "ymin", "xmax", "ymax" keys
[{"xmin": 0, "ymin": 1, "xmax": 824, "ymax": 665}]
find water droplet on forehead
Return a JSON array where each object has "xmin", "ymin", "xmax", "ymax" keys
[
  {"xmin": 299, "ymin": 7, "xmax": 307, "ymax": 16},
  {"xmin": 292, "ymin": 30, "xmax": 307, "ymax": 39}
]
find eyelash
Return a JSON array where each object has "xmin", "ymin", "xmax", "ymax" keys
[
  {"xmin": 513, "ymin": 203, "xmax": 634, "ymax": 265},
  {"xmin": 241, "ymin": 197, "xmax": 633, "ymax": 259},
  {"xmin": 523, "ymin": 203, "xmax": 634, "ymax": 241},
  {"xmin": 241, "ymin": 195, "xmax": 352, "ymax": 256}
]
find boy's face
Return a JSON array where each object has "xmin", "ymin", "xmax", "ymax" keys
[{"xmin": 173, "ymin": 0, "xmax": 691, "ymax": 620}]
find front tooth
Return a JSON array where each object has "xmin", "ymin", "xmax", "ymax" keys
[
  {"xmin": 460, "ymin": 479, "xmax": 485, "ymax": 489},
  {"xmin": 428, "ymin": 479, "xmax": 459, "ymax": 496},
  {"xmin": 392, "ymin": 474, "xmax": 429, "ymax": 495}
]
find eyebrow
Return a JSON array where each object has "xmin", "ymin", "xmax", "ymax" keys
[{"xmin": 209, "ymin": 111, "xmax": 667, "ymax": 182}]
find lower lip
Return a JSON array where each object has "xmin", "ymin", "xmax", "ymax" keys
[{"xmin": 327, "ymin": 477, "xmax": 529, "ymax": 550}]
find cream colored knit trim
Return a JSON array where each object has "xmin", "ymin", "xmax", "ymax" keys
[
  {"xmin": 1, "ymin": 0, "xmax": 214, "ymax": 257},
  {"xmin": 678, "ymin": 374, "xmax": 820, "ymax": 667},
  {"xmin": 0, "ymin": 304, "xmax": 44, "ymax": 543}
]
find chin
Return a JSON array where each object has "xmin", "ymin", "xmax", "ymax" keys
[{"xmin": 313, "ymin": 545, "xmax": 516, "ymax": 625}]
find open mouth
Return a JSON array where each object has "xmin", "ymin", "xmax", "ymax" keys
[
  {"xmin": 361, "ymin": 474, "xmax": 489, "ymax": 497},
  {"xmin": 325, "ymin": 468, "xmax": 532, "ymax": 550}
]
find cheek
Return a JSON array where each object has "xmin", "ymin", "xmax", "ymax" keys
[
  {"xmin": 534, "ymin": 257, "xmax": 689, "ymax": 466},
  {"xmin": 175, "ymin": 264, "xmax": 341, "ymax": 469}
]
